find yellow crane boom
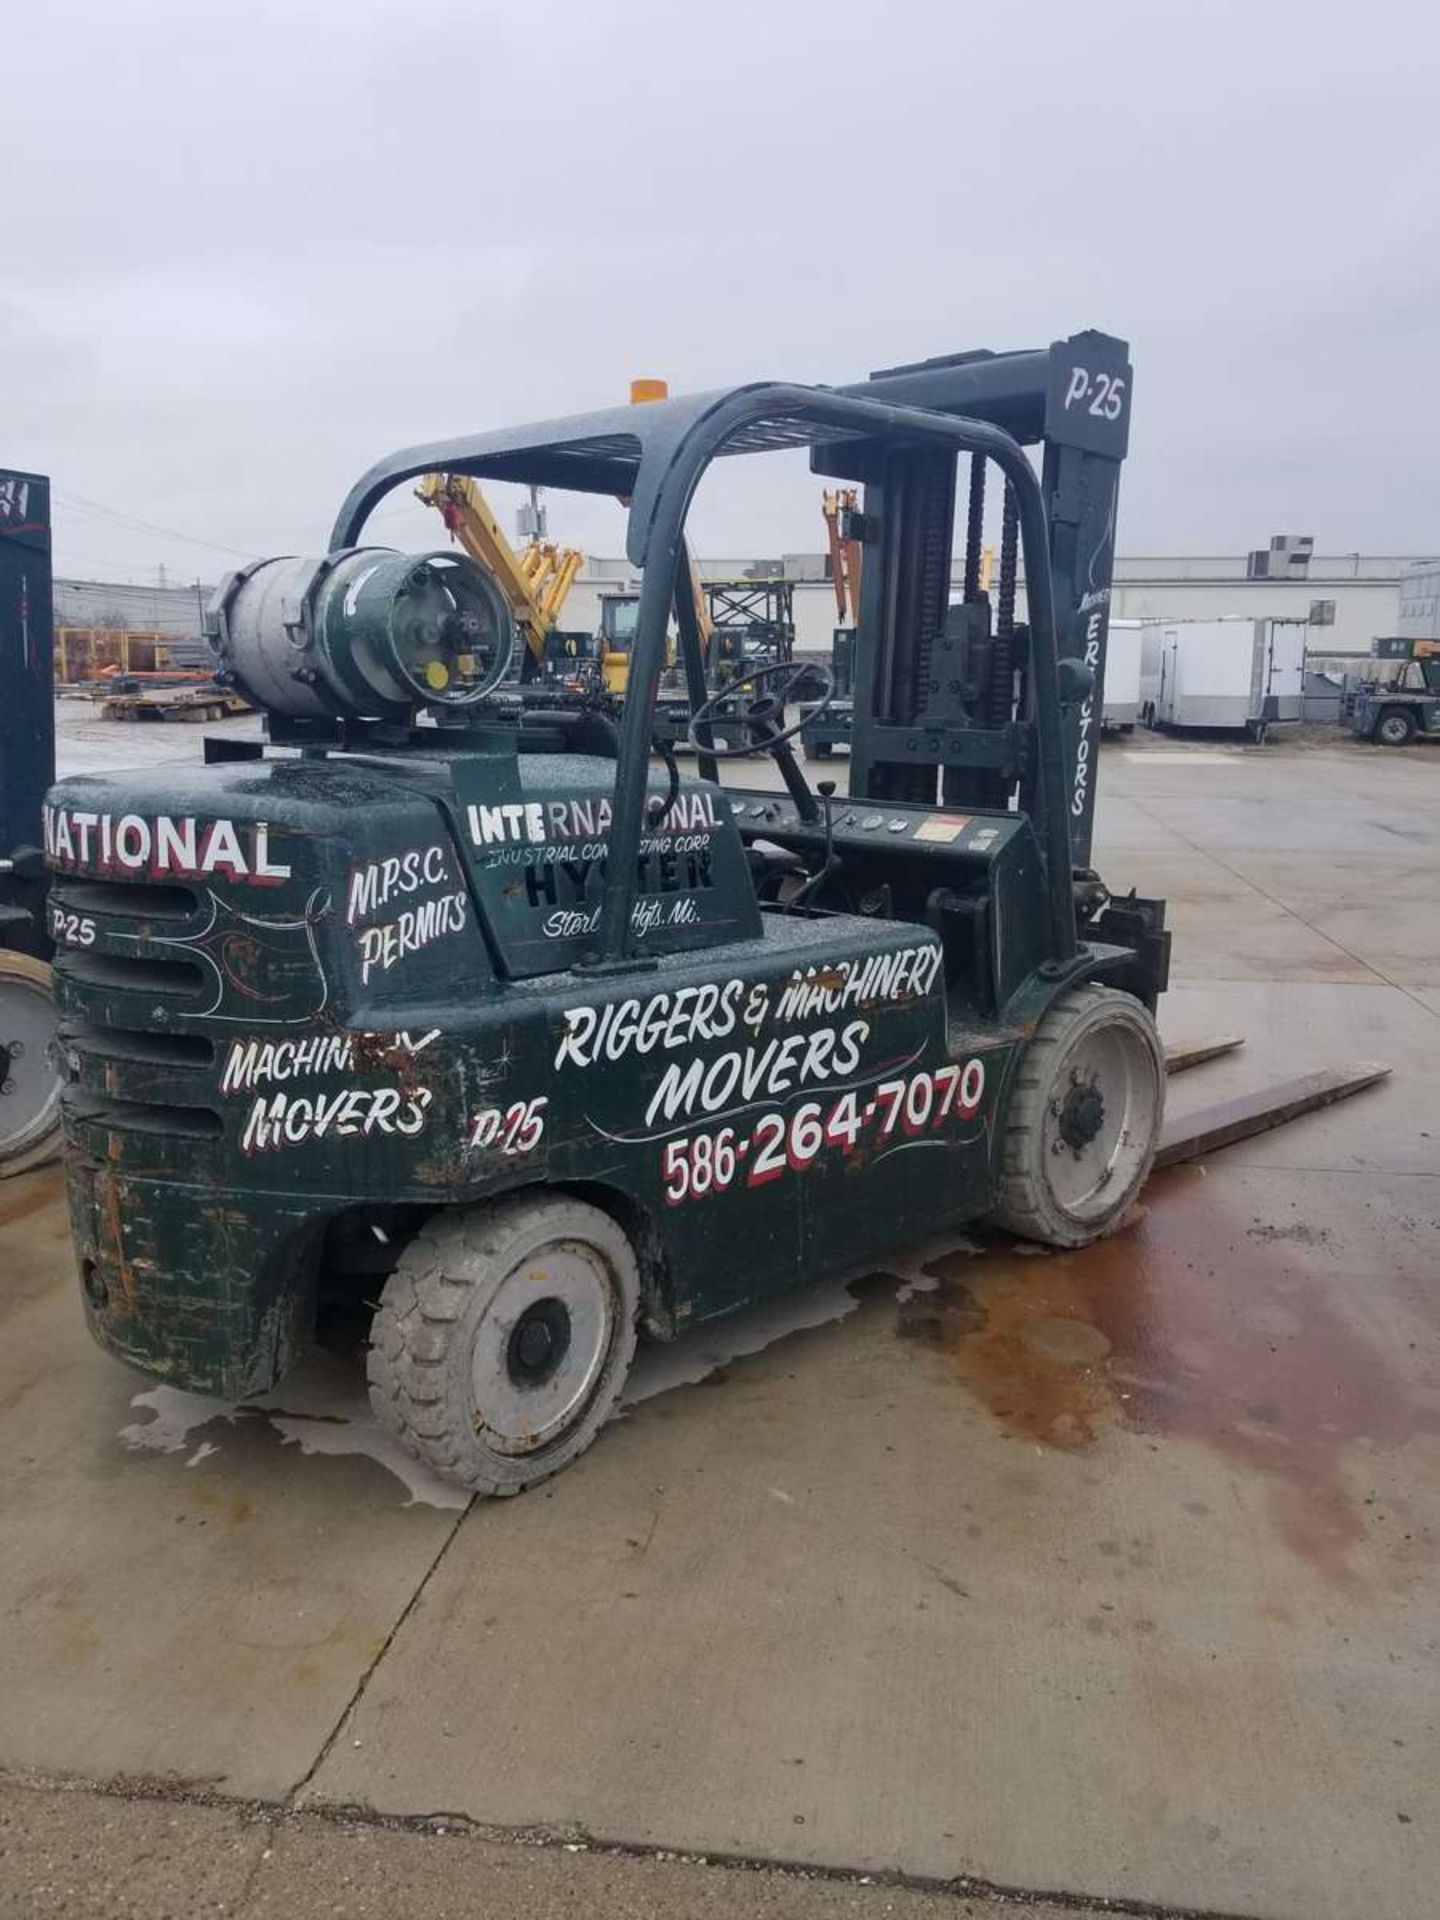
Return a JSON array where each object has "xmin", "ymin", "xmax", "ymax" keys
[{"xmin": 822, "ymin": 488, "xmax": 863, "ymax": 626}]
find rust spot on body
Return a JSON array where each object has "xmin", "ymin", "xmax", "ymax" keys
[
  {"xmin": 95, "ymin": 1168, "xmax": 138, "ymax": 1316},
  {"xmin": 907, "ymin": 1169, "xmax": 1440, "ymax": 1588}
]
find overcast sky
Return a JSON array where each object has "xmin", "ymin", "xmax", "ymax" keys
[{"xmin": 6, "ymin": 0, "xmax": 1438, "ymax": 584}]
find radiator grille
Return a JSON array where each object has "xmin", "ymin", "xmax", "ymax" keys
[{"xmin": 51, "ymin": 873, "xmax": 222, "ymax": 1152}]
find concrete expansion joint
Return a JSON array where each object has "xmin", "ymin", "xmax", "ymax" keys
[
  {"xmin": 283, "ymin": 1490, "xmax": 475, "ymax": 1809},
  {"xmin": 0, "ymin": 1764, "xmax": 1267, "ymax": 1920},
  {"xmin": 231, "ymin": 1809, "xmax": 280, "ymax": 1910}
]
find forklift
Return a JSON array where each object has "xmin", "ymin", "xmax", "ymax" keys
[
  {"xmin": 1346, "ymin": 637, "xmax": 1440, "ymax": 745},
  {"xmin": 46, "ymin": 330, "xmax": 1168, "ymax": 1496},
  {"xmin": 0, "ymin": 467, "xmax": 62, "ymax": 1176}
]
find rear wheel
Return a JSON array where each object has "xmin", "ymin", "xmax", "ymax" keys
[
  {"xmin": 0, "ymin": 951, "xmax": 62, "ymax": 1177},
  {"xmin": 1376, "ymin": 708, "xmax": 1417, "ymax": 746},
  {"xmin": 368, "ymin": 1194, "xmax": 639, "ymax": 1496},
  {"xmin": 988, "ymin": 983, "xmax": 1164, "ymax": 1248}
]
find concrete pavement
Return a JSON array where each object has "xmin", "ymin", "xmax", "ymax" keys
[
  {"xmin": 305, "ymin": 1155, "xmax": 1438, "ymax": 1917},
  {"xmin": 2, "ymin": 723, "xmax": 1437, "ymax": 1919},
  {"xmin": 0, "ymin": 1776, "xmax": 1097, "ymax": 1920}
]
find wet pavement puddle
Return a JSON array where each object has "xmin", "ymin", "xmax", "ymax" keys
[
  {"xmin": 116, "ymin": 1279, "xmax": 877, "ymax": 1513},
  {"xmin": 113, "ymin": 1259, "xmax": 899, "ymax": 1510},
  {"xmin": 118, "ymin": 1365, "xmax": 473, "ymax": 1511},
  {"xmin": 901, "ymin": 1167, "xmax": 1440, "ymax": 1588}
]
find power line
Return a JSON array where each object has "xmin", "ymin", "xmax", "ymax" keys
[
  {"xmin": 368, "ymin": 501, "xmax": 428, "ymax": 520},
  {"xmin": 53, "ymin": 547, "xmax": 190, "ymax": 583},
  {"xmin": 51, "ymin": 487, "xmax": 262, "ymax": 560}
]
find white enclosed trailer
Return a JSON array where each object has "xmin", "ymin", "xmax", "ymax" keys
[
  {"xmin": 1146, "ymin": 618, "xmax": 1307, "ymax": 736},
  {"xmin": 1101, "ymin": 619, "xmax": 1142, "ymax": 729}
]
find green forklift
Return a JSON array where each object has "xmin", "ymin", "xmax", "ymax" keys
[{"xmin": 46, "ymin": 330, "xmax": 1168, "ymax": 1496}]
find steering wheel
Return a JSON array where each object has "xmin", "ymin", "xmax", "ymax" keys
[{"xmin": 685, "ymin": 659, "xmax": 836, "ymax": 758}]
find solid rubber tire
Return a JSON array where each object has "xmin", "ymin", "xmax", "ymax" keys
[
  {"xmin": 986, "ymin": 982, "xmax": 1164, "ymax": 1249},
  {"xmin": 367, "ymin": 1193, "xmax": 639, "ymax": 1496}
]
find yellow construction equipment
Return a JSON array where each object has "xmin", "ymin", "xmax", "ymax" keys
[
  {"xmin": 822, "ymin": 488, "xmax": 863, "ymax": 626},
  {"xmin": 594, "ymin": 589, "xmax": 693, "ymax": 697},
  {"xmin": 687, "ymin": 553, "xmax": 715, "ymax": 653},
  {"xmin": 417, "ymin": 473, "xmax": 583, "ymax": 677},
  {"xmin": 420, "ymin": 388, "xmax": 713, "ymax": 701},
  {"xmin": 595, "ymin": 592, "xmax": 642, "ymax": 696}
]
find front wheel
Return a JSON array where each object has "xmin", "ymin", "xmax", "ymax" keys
[
  {"xmin": 368, "ymin": 1194, "xmax": 639, "ymax": 1495},
  {"xmin": 987, "ymin": 983, "xmax": 1165, "ymax": 1248},
  {"xmin": 1376, "ymin": 708, "xmax": 1417, "ymax": 746}
]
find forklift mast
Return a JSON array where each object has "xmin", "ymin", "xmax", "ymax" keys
[
  {"xmin": 0, "ymin": 468, "xmax": 54, "ymax": 957},
  {"xmin": 822, "ymin": 332, "xmax": 1132, "ymax": 867}
]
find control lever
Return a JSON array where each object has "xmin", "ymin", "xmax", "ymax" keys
[
  {"xmin": 783, "ymin": 780, "xmax": 842, "ymax": 915},
  {"xmin": 817, "ymin": 779, "xmax": 837, "ymax": 867}
]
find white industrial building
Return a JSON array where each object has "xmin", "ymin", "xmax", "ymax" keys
[
  {"xmin": 1396, "ymin": 559, "xmax": 1440, "ymax": 641},
  {"xmin": 1098, "ymin": 552, "xmax": 1422, "ymax": 660}
]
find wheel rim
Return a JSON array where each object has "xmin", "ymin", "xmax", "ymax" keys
[
  {"xmin": 469, "ymin": 1236, "xmax": 620, "ymax": 1455},
  {"xmin": 1040, "ymin": 1020, "xmax": 1160, "ymax": 1225},
  {"xmin": 0, "ymin": 959, "xmax": 61, "ymax": 1164}
]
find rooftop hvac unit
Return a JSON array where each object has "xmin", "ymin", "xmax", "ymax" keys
[{"xmin": 1246, "ymin": 534, "xmax": 1315, "ymax": 580}]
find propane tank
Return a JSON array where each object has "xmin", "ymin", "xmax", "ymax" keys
[{"xmin": 206, "ymin": 548, "xmax": 515, "ymax": 720}]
